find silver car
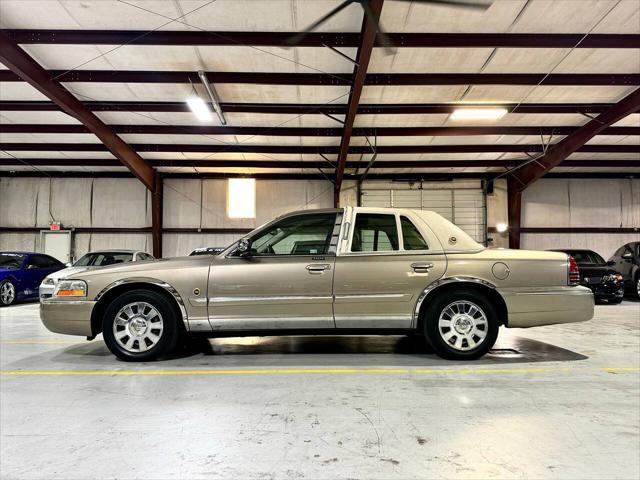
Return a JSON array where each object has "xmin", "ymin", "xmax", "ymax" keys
[{"xmin": 39, "ymin": 250, "xmax": 154, "ymax": 298}]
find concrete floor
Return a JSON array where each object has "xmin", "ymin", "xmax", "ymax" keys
[{"xmin": 1, "ymin": 301, "xmax": 638, "ymax": 480}]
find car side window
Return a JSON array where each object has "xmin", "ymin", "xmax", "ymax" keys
[
  {"xmin": 26, "ymin": 255, "xmax": 54, "ymax": 269},
  {"xmin": 400, "ymin": 216, "xmax": 429, "ymax": 250},
  {"xmin": 249, "ymin": 213, "xmax": 336, "ymax": 256},
  {"xmin": 351, "ymin": 214, "xmax": 399, "ymax": 252}
]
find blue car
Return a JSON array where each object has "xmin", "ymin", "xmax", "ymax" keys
[{"xmin": 0, "ymin": 252, "xmax": 65, "ymax": 306}]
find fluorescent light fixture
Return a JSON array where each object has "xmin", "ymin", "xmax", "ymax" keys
[
  {"xmin": 495, "ymin": 223, "xmax": 508, "ymax": 233},
  {"xmin": 186, "ymin": 95, "xmax": 213, "ymax": 122},
  {"xmin": 198, "ymin": 70, "xmax": 227, "ymax": 125},
  {"xmin": 450, "ymin": 108, "xmax": 508, "ymax": 121},
  {"xmin": 227, "ymin": 178, "xmax": 256, "ymax": 219}
]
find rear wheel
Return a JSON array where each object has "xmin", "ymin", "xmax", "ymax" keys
[
  {"xmin": 0, "ymin": 280, "xmax": 16, "ymax": 306},
  {"xmin": 423, "ymin": 289, "xmax": 499, "ymax": 360},
  {"xmin": 102, "ymin": 289, "xmax": 179, "ymax": 361},
  {"xmin": 636, "ymin": 278, "xmax": 640, "ymax": 299}
]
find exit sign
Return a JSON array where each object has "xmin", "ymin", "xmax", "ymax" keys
[{"xmin": 50, "ymin": 222, "xmax": 61, "ymax": 231}]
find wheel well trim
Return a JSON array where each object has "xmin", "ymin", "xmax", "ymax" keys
[
  {"xmin": 94, "ymin": 277, "xmax": 189, "ymax": 331},
  {"xmin": 412, "ymin": 276, "xmax": 501, "ymax": 327}
]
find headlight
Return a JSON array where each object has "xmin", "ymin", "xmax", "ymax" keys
[
  {"xmin": 42, "ymin": 278, "xmax": 55, "ymax": 286},
  {"xmin": 54, "ymin": 280, "xmax": 87, "ymax": 297}
]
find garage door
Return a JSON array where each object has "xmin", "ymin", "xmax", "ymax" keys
[{"xmin": 361, "ymin": 187, "xmax": 486, "ymax": 244}]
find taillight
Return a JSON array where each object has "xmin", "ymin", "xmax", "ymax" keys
[{"xmin": 568, "ymin": 256, "xmax": 580, "ymax": 286}]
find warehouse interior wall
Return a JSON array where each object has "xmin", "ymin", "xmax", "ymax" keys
[
  {"xmin": 521, "ymin": 178, "xmax": 640, "ymax": 258},
  {"xmin": 2, "ymin": 177, "xmax": 638, "ymax": 261}
]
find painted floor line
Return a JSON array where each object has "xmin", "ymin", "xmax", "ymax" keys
[{"xmin": 1, "ymin": 366, "xmax": 638, "ymax": 376}]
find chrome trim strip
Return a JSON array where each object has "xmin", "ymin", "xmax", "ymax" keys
[
  {"xmin": 334, "ymin": 293, "xmax": 409, "ymax": 299},
  {"xmin": 209, "ymin": 295, "xmax": 333, "ymax": 304},
  {"xmin": 412, "ymin": 276, "xmax": 498, "ymax": 328},
  {"xmin": 94, "ymin": 277, "xmax": 190, "ymax": 332}
]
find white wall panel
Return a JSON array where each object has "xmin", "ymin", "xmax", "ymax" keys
[
  {"xmin": 0, "ymin": 177, "xmax": 43, "ymax": 227},
  {"xmin": 0, "ymin": 233, "xmax": 37, "ymax": 251},
  {"xmin": 91, "ymin": 178, "xmax": 150, "ymax": 228},
  {"xmin": 521, "ymin": 180, "xmax": 571, "ymax": 227},
  {"xmin": 522, "ymin": 233, "xmax": 640, "ymax": 260}
]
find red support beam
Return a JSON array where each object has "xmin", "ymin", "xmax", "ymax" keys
[
  {"xmin": 511, "ymin": 88, "xmax": 640, "ymax": 190},
  {"xmin": 4, "ymin": 158, "xmax": 638, "ymax": 169},
  {"xmin": 0, "ymin": 100, "xmax": 619, "ymax": 115},
  {"xmin": 151, "ymin": 175, "xmax": 163, "ymax": 258},
  {"xmin": 2, "ymin": 123, "xmax": 639, "ymax": 137},
  {"xmin": 1, "ymin": 142, "xmax": 637, "ymax": 154},
  {"xmin": 5, "ymin": 30, "xmax": 639, "ymax": 49},
  {"xmin": 336, "ymin": 0, "xmax": 380, "ymax": 205},
  {"xmin": 0, "ymin": 31, "xmax": 157, "ymax": 191},
  {"xmin": 507, "ymin": 177, "xmax": 522, "ymax": 249},
  {"xmin": 2, "ymin": 70, "xmax": 637, "ymax": 86}
]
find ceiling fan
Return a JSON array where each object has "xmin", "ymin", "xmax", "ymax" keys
[{"xmin": 286, "ymin": 0, "xmax": 493, "ymax": 55}]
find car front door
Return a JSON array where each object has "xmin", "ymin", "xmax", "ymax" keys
[
  {"xmin": 333, "ymin": 212, "xmax": 447, "ymax": 329},
  {"xmin": 207, "ymin": 211, "xmax": 341, "ymax": 330}
]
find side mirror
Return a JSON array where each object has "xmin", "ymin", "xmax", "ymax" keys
[
  {"xmin": 622, "ymin": 252, "xmax": 633, "ymax": 260},
  {"xmin": 237, "ymin": 238, "xmax": 252, "ymax": 257},
  {"xmin": 65, "ymin": 262, "xmax": 72, "ymax": 267}
]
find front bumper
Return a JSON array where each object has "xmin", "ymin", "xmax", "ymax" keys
[
  {"xmin": 40, "ymin": 299, "xmax": 95, "ymax": 336},
  {"xmin": 503, "ymin": 286, "xmax": 594, "ymax": 328},
  {"xmin": 39, "ymin": 283, "xmax": 55, "ymax": 299}
]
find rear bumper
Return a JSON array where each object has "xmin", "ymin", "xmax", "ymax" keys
[
  {"xmin": 40, "ymin": 300, "xmax": 95, "ymax": 336},
  {"xmin": 502, "ymin": 286, "xmax": 594, "ymax": 328}
]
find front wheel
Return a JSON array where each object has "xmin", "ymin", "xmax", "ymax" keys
[
  {"xmin": 0, "ymin": 279, "xmax": 16, "ymax": 306},
  {"xmin": 636, "ymin": 278, "xmax": 640, "ymax": 299},
  {"xmin": 102, "ymin": 289, "xmax": 179, "ymax": 361},
  {"xmin": 423, "ymin": 289, "xmax": 499, "ymax": 360}
]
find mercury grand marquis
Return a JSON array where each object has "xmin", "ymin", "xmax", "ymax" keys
[{"xmin": 40, "ymin": 207, "xmax": 594, "ymax": 361}]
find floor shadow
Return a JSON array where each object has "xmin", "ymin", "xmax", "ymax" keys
[{"xmin": 19, "ymin": 333, "xmax": 588, "ymax": 369}]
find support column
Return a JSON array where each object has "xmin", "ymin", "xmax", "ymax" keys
[
  {"xmin": 152, "ymin": 175, "xmax": 163, "ymax": 258},
  {"xmin": 507, "ymin": 177, "xmax": 522, "ymax": 249}
]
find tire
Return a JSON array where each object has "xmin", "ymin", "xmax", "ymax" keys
[
  {"xmin": 608, "ymin": 297, "xmax": 623, "ymax": 305},
  {"xmin": 102, "ymin": 289, "xmax": 179, "ymax": 361},
  {"xmin": 422, "ymin": 289, "xmax": 499, "ymax": 360},
  {"xmin": 636, "ymin": 278, "xmax": 640, "ymax": 299},
  {"xmin": 0, "ymin": 279, "xmax": 16, "ymax": 307}
]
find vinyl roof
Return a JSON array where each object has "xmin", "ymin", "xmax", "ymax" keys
[{"xmin": 0, "ymin": 0, "xmax": 638, "ymax": 180}]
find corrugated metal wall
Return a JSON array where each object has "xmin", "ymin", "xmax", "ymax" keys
[
  {"xmin": 521, "ymin": 179, "xmax": 640, "ymax": 258},
  {"xmin": 0, "ymin": 178, "xmax": 333, "ymax": 259}
]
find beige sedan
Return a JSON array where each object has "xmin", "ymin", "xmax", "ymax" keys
[{"xmin": 40, "ymin": 207, "xmax": 594, "ymax": 361}]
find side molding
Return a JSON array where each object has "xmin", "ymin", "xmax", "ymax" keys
[
  {"xmin": 94, "ymin": 277, "xmax": 189, "ymax": 331},
  {"xmin": 412, "ymin": 276, "xmax": 498, "ymax": 328}
]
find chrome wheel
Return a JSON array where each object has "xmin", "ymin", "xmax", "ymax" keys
[
  {"xmin": 0, "ymin": 282, "xmax": 15, "ymax": 305},
  {"xmin": 113, "ymin": 302, "xmax": 164, "ymax": 353},
  {"xmin": 636, "ymin": 278, "xmax": 640, "ymax": 298},
  {"xmin": 438, "ymin": 300, "xmax": 488, "ymax": 351}
]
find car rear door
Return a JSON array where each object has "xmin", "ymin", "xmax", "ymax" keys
[
  {"xmin": 207, "ymin": 211, "xmax": 342, "ymax": 330},
  {"xmin": 332, "ymin": 211, "xmax": 447, "ymax": 329}
]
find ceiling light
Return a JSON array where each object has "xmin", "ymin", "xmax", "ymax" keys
[
  {"xmin": 450, "ymin": 108, "xmax": 508, "ymax": 121},
  {"xmin": 186, "ymin": 95, "xmax": 213, "ymax": 122},
  {"xmin": 198, "ymin": 70, "xmax": 227, "ymax": 125},
  {"xmin": 495, "ymin": 223, "xmax": 508, "ymax": 233}
]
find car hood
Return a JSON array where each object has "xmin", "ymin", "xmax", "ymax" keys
[
  {"xmin": 46, "ymin": 266, "xmax": 92, "ymax": 281},
  {"xmin": 65, "ymin": 256, "xmax": 208, "ymax": 280}
]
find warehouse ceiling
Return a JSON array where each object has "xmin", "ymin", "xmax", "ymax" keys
[{"xmin": 0, "ymin": 0, "xmax": 639, "ymax": 183}]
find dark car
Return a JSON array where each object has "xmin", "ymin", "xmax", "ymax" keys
[
  {"xmin": 0, "ymin": 252, "xmax": 65, "ymax": 306},
  {"xmin": 609, "ymin": 242, "xmax": 640, "ymax": 298},
  {"xmin": 551, "ymin": 249, "xmax": 624, "ymax": 304}
]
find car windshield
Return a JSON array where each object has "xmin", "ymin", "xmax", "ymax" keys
[
  {"xmin": 567, "ymin": 251, "xmax": 605, "ymax": 265},
  {"xmin": 74, "ymin": 252, "xmax": 133, "ymax": 267},
  {"xmin": 0, "ymin": 253, "xmax": 25, "ymax": 270}
]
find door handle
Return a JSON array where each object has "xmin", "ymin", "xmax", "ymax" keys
[
  {"xmin": 411, "ymin": 262, "xmax": 434, "ymax": 273},
  {"xmin": 306, "ymin": 264, "xmax": 331, "ymax": 274}
]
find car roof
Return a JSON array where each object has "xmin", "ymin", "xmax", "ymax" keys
[{"xmin": 84, "ymin": 250, "xmax": 137, "ymax": 254}]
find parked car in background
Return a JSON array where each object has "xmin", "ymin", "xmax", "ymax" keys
[
  {"xmin": 609, "ymin": 242, "xmax": 640, "ymax": 298},
  {"xmin": 40, "ymin": 207, "xmax": 594, "ymax": 362},
  {"xmin": 550, "ymin": 249, "xmax": 624, "ymax": 304},
  {"xmin": 189, "ymin": 247, "xmax": 225, "ymax": 256},
  {"xmin": 39, "ymin": 250, "xmax": 154, "ymax": 299},
  {"xmin": 0, "ymin": 252, "xmax": 65, "ymax": 306}
]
